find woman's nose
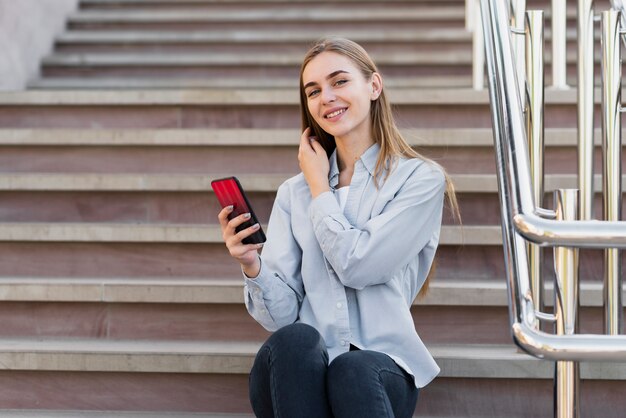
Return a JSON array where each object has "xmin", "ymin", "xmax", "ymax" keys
[{"xmin": 320, "ymin": 88, "xmax": 336, "ymax": 104}]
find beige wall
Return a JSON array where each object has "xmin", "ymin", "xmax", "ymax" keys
[{"xmin": 0, "ymin": 0, "xmax": 78, "ymax": 91}]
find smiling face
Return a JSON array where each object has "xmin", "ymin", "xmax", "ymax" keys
[{"xmin": 301, "ymin": 51, "xmax": 381, "ymax": 144}]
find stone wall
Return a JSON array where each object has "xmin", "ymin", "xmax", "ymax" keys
[{"xmin": 0, "ymin": 0, "xmax": 78, "ymax": 91}]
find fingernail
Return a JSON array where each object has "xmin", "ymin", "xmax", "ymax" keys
[
  {"xmin": 243, "ymin": 213, "xmax": 251, "ymax": 219},
  {"xmin": 226, "ymin": 205, "xmax": 234, "ymax": 211},
  {"xmin": 252, "ymin": 223, "xmax": 260, "ymax": 230}
]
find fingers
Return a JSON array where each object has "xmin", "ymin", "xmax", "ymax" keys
[
  {"xmin": 230, "ymin": 222, "xmax": 261, "ymax": 245},
  {"xmin": 217, "ymin": 205, "xmax": 234, "ymax": 228},
  {"xmin": 229, "ymin": 242, "xmax": 262, "ymax": 259},
  {"xmin": 221, "ymin": 212, "xmax": 250, "ymax": 234},
  {"xmin": 301, "ymin": 126, "xmax": 311, "ymax": 141},
  {"xmin": 309, "ymin": 137, "xmax": 324, "ymax": 153}
]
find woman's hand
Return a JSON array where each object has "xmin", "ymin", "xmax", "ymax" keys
[
  {"xmin": 218, "ymin": 206, "xmax": 262, "ymax": 278},
  {"xmin": 298, "ymin": 127, "xmax": 330, "ymax": 198}
]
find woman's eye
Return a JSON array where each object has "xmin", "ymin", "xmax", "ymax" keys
[
  {"xmin": 334, "ymin": 79, "xmax": 348, "ymax": 86},
  {"xmin": 307, "ymin": 89, "xmax": 319, "ymax": 98}
]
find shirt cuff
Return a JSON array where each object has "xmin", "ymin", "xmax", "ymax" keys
[{"xmin": 242, "ymin": 256, "xmax": 279, "ymax": 301}]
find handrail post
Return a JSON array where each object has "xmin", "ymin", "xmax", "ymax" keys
[
  {"xmin": 551, "ymin": 0, "xmax": 569, "ymax": 88},
  {"xmin": 578, "ymin": 0, "xmax": 595, "ymax": 221},
  {"xmin": 512, "ymin": 0, "xmax": 527, "ymax": 99},
  {"xmin": 473, "ymin": 0, "xmax": 485, "ymax": 90},
  {"xmin": 467, "ymin": 0, "xmax": 475, "ymax": 30},
  {"xmin": 553, "ymin": 189, "xmax": 580, "ymax": 418},
  {"xmin": 525, "ymin": 10, "xmax": 545, "ymax": 325},
  {"xmin": 600, "ymin": 10, "xmax": 623, "ymax": 335}
]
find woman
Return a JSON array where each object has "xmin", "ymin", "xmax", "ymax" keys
[{"xmin": 218, "ymin": 37, "xmax": 459, "ymax": 418}]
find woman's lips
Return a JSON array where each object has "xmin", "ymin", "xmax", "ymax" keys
[{"xmin": 324, "ymin": 107, "xmax": 347, "ymax": 121}]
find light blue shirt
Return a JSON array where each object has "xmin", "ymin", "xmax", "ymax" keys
[{"xmin": 244, "ymin": 143, "xmax": 445, "ymax": 388}]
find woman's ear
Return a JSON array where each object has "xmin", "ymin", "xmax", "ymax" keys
[{"xmin": 370, "ymin": 72, "xmax": 383, "ymax": 101}]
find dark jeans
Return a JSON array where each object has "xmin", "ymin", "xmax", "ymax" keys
[{"xmin": 249, "ymin": 323, "xmax": 419, "ymax": 418}]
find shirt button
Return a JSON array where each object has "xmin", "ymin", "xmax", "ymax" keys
[
  {"xmin": 254, "ymin": 289, "xmax": 261, "ymax": 296},
  {"xmin": 261, "ymin": 309, "xmax": 267, "ymax": 315},
  {"xmin": 336, "ymin": 302, "xmax": 343, "ymax": 309},
  {"xmin": 340, "ymin": 340, "xmax": 346, "ymax": 346}
]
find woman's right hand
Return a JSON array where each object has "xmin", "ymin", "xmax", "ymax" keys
[{"xmin": 218, "ymin": 206, "xmax": 263, "ymax": 278}]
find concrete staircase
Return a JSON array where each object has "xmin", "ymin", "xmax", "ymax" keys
[{"xmin": 0, "ymin": 0, "xmax": 623, "ymax": 416}]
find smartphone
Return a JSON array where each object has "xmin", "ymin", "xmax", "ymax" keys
[{"xmin": 211, "ymin": 176, "xmax": 266, "ymax": 245}]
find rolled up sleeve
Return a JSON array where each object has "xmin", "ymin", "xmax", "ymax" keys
[
  {"xmin": 243, "ymin": 182, "xmax": 305, "ymax": 331},
  {"xmin": 309, "ymin": 163, "xmax": 446, "ymax": 290}
]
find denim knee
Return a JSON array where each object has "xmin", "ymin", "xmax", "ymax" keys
[
  {"xmin": 264, "ymin": 322, "xmax": 328, "ymax": 361},
  {"xmin": 327, "ymin": 350, "xmax": 378, "ymax": 389}
]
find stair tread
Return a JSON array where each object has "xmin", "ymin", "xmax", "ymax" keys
[
  {"xmin": 40, "ymin": 49, "xmax": 597, "ymax": 66},
  {"xmin": 0, "ymin": 338, "xmax": 621, "ymax": 379},
  {"xmin": 52, "ymin": 27, "xmax": 591, "ymax": 43},
  {"xmin": 0, "ymin": 277, "xmax": 620, "ymax": 306},
  {"xmin": 0, "ymin": 127, "xmax": 612, "ymax": 147},
  {"xmin": 0, "ymin": 172, "xmax": 617, "ymax": 194},
  {"xmin": 80, "ymin": 0, "xmax": 462, "ymax": 4},
  {"xmin": 0, "ymin": 223, "xmax": 497, "ymax": 245},
  {"xmin": 29, "ymin": 76, "xmax": 472, "ymax": 89},
  {"xmin": 57, "ymin": 28, "xmax": 471, "ymax": 42},
  {"xmin": 0, "ymin": 87, "xmax": 591, "ymax": 105},
  {"xmin": 68, "ymin": 8, "xmax": 466, "ymax": 21},
  {"xmin": 42, "ymin": 51, "xmax": 473, "ymax": 65},
  {"xmin": 0, "ymin": 412, "xmax": 250, "ymax": 418}
]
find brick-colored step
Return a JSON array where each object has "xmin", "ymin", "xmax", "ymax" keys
[
  {"xmin": 0, "ymin": 88, "xmax": 601, "ymax": 130},
  {"xmin": 49, "ymin": 28, "xmax": 596, "ymax": 57},
  {"xmin": 1, "ymin": 339, "xmax": 624, "ymax": 378},
  {"xmin": 0, "ymin": 413, "xmax": 250, "ymax": 418},
  {"xmin": 0, "ymin": 283, "xmax": 617, "ymax": 343},
  {"xmin": 29, "ymin": 76, "xmax": 473, "ymax": 89},
  {"xmin": 0, "ymin": 278, "xmax": 620, "ymax": 307},
  {"xmin": 0, "ymin": 341, "xmax": 622, "ymax": 416},
  {"xmin": 79, "ymin": 0, "xmax": 463, "ymax": 9},
  {"xmin": 0, "ymin": 127, "xmax": 620, "ymax": 146},
  {"xmin": 0, "ymin": 223, "xmax": 494, "ymax": 244}
]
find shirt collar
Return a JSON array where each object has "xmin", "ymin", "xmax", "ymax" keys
[{"xmin": 328, "ymin": 142, "xmax": 381, "ymax": 189}]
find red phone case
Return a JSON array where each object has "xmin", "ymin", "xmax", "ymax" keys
[{"xmin": 211, "ymin": 176, "xmax": 266, "ymax": 244}]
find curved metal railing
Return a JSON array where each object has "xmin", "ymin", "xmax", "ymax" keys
[{"xmin": 480, "ymin": 0, "xmax": 626, "ymax": 360}]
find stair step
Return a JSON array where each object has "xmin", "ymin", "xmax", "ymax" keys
[
  {"xmin": 0, "ymin": 172, "xmax": 622, "ymax": 194},
  {"xmin": 41, "ymin": 51, "xmax": 472, "ymax": 66},
  {"xmin": 0, "ymin": 127, "xmax": 616, "ymax": 147},
  {"xmin": 52, "ymin": 27, "xmax": 597, "ymax": 44},
  {"xmin": 40, "ymin": 49, "xmax": 605, "ymax": 68},
  {"xmin": 56, "ymin": 28, "xmax": 471, "ymax": 43},
  {"xmin": 0, "ymin": 223, "xmax": 497, "ymax": 245},
  {"xmin": 3, "ymin": 87, "xmax": 493, "ymax": 104},
  {"xmin": 0, "ymin": 277, "xmax": 621, "ymax": 306},
  {"xmin": 0, "ymin": 88, "xmax": 601, "ymax": 105},
  {"xmin": 67, "ymin": 8, "xmax": 466, "ymax": 22},
  {"xmin": 0, "ymin": 339, "xmax": 621, "ymax": 379},
  {"xmin": 80, "ymin": 0, "xmax": 463, "ymax": 6},
  {"xmin": 29, "ymin": 76, "xmax": 472, "ymax": 89},
  {"xmin": 0, "ymin": 412, "xmax": 251, "ymax": 418}
]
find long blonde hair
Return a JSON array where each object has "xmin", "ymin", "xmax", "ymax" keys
[{"xmin": 299, "ymin": 37, "xmax": 461, "ymax": 297}]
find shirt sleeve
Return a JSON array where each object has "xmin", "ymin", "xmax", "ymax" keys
[
  {"xmin": 308, "ymin": 162, "xmax": 446, "ymax": 290},
  {"xmin": 243, "ymin": 181, "xmax": 305, "ymax": 332}
]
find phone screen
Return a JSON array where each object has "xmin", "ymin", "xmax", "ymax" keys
[{"xmin": 211, "ymin": 176, "xmax": 266, "ymax": 244}]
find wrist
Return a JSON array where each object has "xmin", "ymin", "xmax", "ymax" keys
[
  {"xmin": 242, "ymin": 255, "xmax": 261, "ymax": 279},
  {"xmin": 309, "ymin": 181, "xmax": 330, "ymax": 199}
]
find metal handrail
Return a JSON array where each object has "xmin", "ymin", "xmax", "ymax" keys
[
  {"xmin": 610, "ymin": 0, "xmax": 626, "ymax": 42},
  {"xmin": 483, "ymin": 0, "xmax": 626, "ymax": 250},
  {"xmin": 480, "ymin": 0, "xmax": 626, "ymax": 361}
]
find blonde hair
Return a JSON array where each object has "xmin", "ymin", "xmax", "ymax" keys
[{"xmin": 299, "ymin": 37, "xmax": 461, "ymax": 297}]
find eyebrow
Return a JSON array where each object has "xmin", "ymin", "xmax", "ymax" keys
[{"xmin": 303, "ymin": 70, "xmax": 350, "ymax": 90}]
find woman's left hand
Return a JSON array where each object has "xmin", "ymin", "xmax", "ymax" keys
[{"xmin": 298, "ymin": 127, "xmax": 330, "ymax": 198}]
